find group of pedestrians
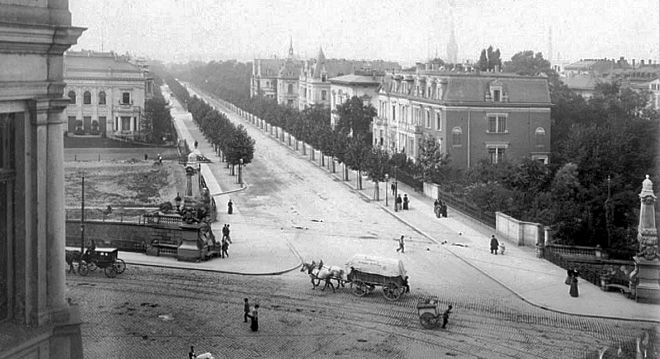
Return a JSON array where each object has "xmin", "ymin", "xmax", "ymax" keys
[
  {"xmin": 489, "ymin": 235, "xmax": 505, "ymax": 255},
  {"xmin": 243, "ymin": 298, "xmax": 259, "ymax": 331},
  {"xmin": 433, "ymin": 199, "xmax": 448, "ymax": 218}
]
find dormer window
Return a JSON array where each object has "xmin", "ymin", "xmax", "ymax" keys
[
  {"xmin": 321, "ymin": 74, "xmax": 327, "ymax": 82},
  {"xmin": 488, "ymin": 81, "xmax": 506, "ymax": 102}
]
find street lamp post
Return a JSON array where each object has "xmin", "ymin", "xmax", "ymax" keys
[
  {"xmin": 394, "ymin": 166, "xmax": 398, "ymax": 212},
  {"xmin": 80, "ymin": 171, "xmax": 85, "ymax": 254},
  {"xmin": 385, "ymin": 174, "xmax": 389, "ymax": 206},
  {"xmin": 238, "ymin": 158, "xmax": 244, "ymax": 187}
]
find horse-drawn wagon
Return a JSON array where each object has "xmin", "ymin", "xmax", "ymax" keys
[
  {"xmin": 345, "ymin": 254, "xmax": 409, "ymax": 301},
  {"xmin": 66, "ymin": 247, "xmax": 126, "ymax": 278}
]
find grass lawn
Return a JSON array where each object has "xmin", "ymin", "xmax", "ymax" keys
[{"xmin": 65, "ymin": 160, "xmax": 187, "ymax": 220}]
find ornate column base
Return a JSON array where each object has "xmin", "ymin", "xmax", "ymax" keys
[{"xmin": 633, "ymin": 256, "xmax": 660, "ymax": 303}]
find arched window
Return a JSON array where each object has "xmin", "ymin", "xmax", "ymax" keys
[
  {"xmin": 535, "ymin": 127, "xmax": 546, "ymax": 147},
  {"xmin": 68, "ymin": 90, "xmax": 76, "ymax": 104},
  {"xmin": 98, "ymin": 91, "xmax": 106, "ymax": 105},
  {"xmin": 452, "ymin": 127, "xmax": 462, "ymax": 146},
  {"xmin": 83, "ymin": 91, "xmax": 91, "ymax": 105}
]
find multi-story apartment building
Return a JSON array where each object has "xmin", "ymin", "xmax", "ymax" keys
[
  {"xmin": 277, "ymin": 58, "xmax": 303, "ymax": 107},
  {"xmin": 373, "ymin": 69, "xmax": 552, "ymax": 169},
  {"xmin": 63, "ymin": 50, "xmax": 153, "ymax": 140},
  {"xmin": 299, "ymin": 47, "xmax": 400, "ymax": 111},
  {"xmin": 329, "ymin": 72, "xmax": 382, "ymax": 128},
  {"xmin": 0, "ymin": 1, "xmax": 85, "ymax": 358},
  {"xmin": 250, "ymin": 58, "xmax": 285, "ymax": 100}
]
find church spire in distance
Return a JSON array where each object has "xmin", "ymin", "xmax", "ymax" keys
[
  {"xmin": 446, "ymin": 1, "xmax": 458, "ymax": 63},
  {"xmin": 288, "ymin": 35, "xmax": 294, "ymax": 58}
]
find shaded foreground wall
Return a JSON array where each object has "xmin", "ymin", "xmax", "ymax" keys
[{"xmin": 65, "ymin": 220, "xmax": 181, "ymax": 251}]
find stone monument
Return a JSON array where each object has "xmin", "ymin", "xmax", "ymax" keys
[{"xmin": 631, "ymin": 175, "xmax": 660, "ymax": 303}]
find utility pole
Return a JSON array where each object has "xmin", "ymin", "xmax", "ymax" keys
[{"xmin": 80, "ymin": 171, "xmax": 85, "ymax": 254}]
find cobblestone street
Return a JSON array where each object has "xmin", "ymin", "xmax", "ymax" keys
[{"xmin": 67, "ymin": 266, "xmax": 655, "ymax": 359}]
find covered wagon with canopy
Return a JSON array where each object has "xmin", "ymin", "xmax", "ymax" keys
[{"xmin": 345, "ymin": 254, "xmax": 409, "ymax": 301}]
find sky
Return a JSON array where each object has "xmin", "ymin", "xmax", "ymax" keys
[{"xmin": 69, "ymin": 0, "xmax": 660, "ymax": 66}]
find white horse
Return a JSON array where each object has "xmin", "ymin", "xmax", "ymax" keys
[
  {"xmin": 301, "ymin": 261, "xmax": 337, "ymax": 292},
  {"xmin": 317, "ymin": 260, "xmax": 345, "ymax": 288}
]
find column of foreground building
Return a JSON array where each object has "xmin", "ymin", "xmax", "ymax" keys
[{"xmin": 0, "ymin": 1, "xmax": 85, "ymax": 358}]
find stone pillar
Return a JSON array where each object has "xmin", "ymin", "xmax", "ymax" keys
[
  {"xmin": 632, "ymin": 175, "xmax": 660, "ymax": 303},
  {"xmin": 43, "ymin": 99, "xmax": 69, "ymax": 313}
]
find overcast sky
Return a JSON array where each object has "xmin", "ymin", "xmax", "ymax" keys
[{"xmin": 69, "ymin": 0, "xmax": 659, "ymax": 65}]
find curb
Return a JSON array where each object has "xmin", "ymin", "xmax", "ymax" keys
[{"xmin": 123, "ymin": 258, "xmax": 302, "ymax": 277}]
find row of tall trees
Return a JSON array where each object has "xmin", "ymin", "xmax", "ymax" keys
[
  {"xmin": 141, "ymin": 74, "xmax": 176, "ymax": 144},
  {"xmin": 162, "ymin": 73, "xmax": 255, "ymax": 169}
]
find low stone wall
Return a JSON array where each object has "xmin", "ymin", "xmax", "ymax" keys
[
  {"xmin": 495, "ymin": 212, "xmax": 543, "ymax": 247},
  {"xmin": 65, "ymin": 220, "xmax": 181, "ymax": 252},
  {"xmin": 423, "ymin": 182, "xmax": 440, "ymax": 200}
]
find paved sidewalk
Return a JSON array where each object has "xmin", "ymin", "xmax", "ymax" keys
[
  {"xmin": 154, "ymin": 84, "xmax": 659, "ymax": 323},
  {"xmin": 121, "ymin": 86, "xmax": 302, "ymax": 276}
]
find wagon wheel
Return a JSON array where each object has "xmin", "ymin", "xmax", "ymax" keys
[
  {"xmin": 382, "ymin": 281, "xmax": 402, "ymax": 301},
  {"xmin": 419, "ymin": 313, "xmax": 438, "ymax": 329},
  {"xmin": 78, "ymin": 262, "xmax": 89, "ymax": 276},
  {"xmin": 113, "ymin": 259, "xmax": 126, "ymax": 274},
  {"xmin": 87, "ymin": 262, "xmax": 97, "ymax": 272},
  {"xmin": 352, "ymin": 281, "xmax": 368, "ymax": 297},
  {"xmin": 104, "ymin": 265, "xmax": 117, "ymax": 278}
]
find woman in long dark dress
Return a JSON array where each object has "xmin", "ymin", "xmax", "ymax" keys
[
  {"xmin": 247, "ymin": 304, "xmax": 259, "ymax": 331},
  {"xmin": 569, "ymin": 270, "xmax": 579, "ymax": 297}
]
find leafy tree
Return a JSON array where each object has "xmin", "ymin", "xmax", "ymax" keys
[
  {"xmin": 344, "ymin": 135, "xmax": 371, "ymax": 189},
  {"xmin": 417, "ymin": 134, "xmax": 450, "ymax": 182},
  {"xmin": 364, "ymin": 147, "xmax": 391, "ymax": 200},
  {"xmin": 476, "ymin": 46, "xmax": 502, "ymax": 71},
  {"xmin": 503, "ymin": 50, "xmax": 551, "ymax": 76},
  {"xmin": 224, "ymin": 125, "xmax": 255, "ymax": 166},
  {"xmin": 333, "ymin": 96, "xmax": 376, "ymax": 142}
]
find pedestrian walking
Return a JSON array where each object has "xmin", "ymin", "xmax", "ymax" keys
[
  {"xmin": 222, "ymin": 224, "xmax": 231, "ymax": 243},
  {"xmin": 568, "ymin": 274, "xmax": 579, "ymax": 298},
  {"xmin": 243, "ymin": 298, "xmax": 250, "ymax": 323},
  {"xmin": 158, "ymin": 154, "xmax": 162, "ymax": 165},
  {"xmin": 188, "ymin": 346, "xmax": 196, "ymax": 359},
  {"xmin": 391, "ymin": 183, "xmax": 396, "ymax": 196},
  {"xmin": 144, "ymin": 153, "xmax": 148, "ymax": 161},
  {"xmin": 498, "ymin": 242, "xmax": 506, "ymax": 255},
  {"xmin": 396, "ymin": 194, "xmax": 402, "ymax": 211},
  {"xmin": 441, "ymin": 202, "xmax": 447, "ymax": 217},
  {"xmin": 221, "ymin": 238, "xmax": 229, "ymax": 258},
  {"xmin": 403, "ymin": 194, "xmax": 409, "ymax": 210},
  {"xmin": 228, "ymin": 199, "xmax": 233, "ymax": 214},
  {"xmin": 396, "ymin": 235, "xmax": 405, "ymax": 253},
  {"xmin": 490, "ymin": 235, "xmax": 499, "ymax": 255},
  {"xmin": 441, "ymin": 305, "xmax": 452, "ymax": 329},
  {"xmin": 246, "ymin": 304, "xmax": 259, "ymax": 331}
]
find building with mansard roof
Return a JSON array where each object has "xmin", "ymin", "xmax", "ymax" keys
[
  {"xmin": 0, "ymin": 1, "xmax": 84, "ymax": 358},
  {"xmin": 329, "ymin": 72, "xmax": 383, "ymax": 128},
  {"xmin": 299, "ymin": 47, "xmax": 400, "ymax": 110},
  {"xmin": 373, "ymin": 66, "xmax": 552, "ymax": 169},
  {"xmin": 63, "ymin": 50, "xmax": 153, "ymax": 140}
]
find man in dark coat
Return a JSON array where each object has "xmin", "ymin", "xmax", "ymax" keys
[
  {"xmin": 395, "ymin": 194, "xmax": 402, "ymax": 211},
  {"xmin": 403, "ymin": 194, "xmax": 409, "ymax": 210},
  {"xmin": 490, "ymin": 235, "xmax": 499, "ymax": 255},
  {"xmin": 243, "ymin": 298, "xmax": 250, "ymax": 323},
  {"xmin": 441, "ymin": 305, "xmax": 452, "ymax": 329}
]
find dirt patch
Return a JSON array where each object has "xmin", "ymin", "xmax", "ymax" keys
[{"xmin": 65, "ymin": 161, "xmax": 186, "ymax": 209}]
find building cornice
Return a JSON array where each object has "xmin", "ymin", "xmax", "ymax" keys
[{"xmin": 0, "ymin": 21, "xmax": 85, "ymax": 55}]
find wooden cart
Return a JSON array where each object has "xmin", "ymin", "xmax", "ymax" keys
[{"xmin": 345, "ymin": 254, "xmax": 409, "ymax": 301}]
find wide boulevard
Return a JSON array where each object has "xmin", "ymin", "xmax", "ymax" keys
[{"xmin": 65, "ymin": 86, "xmax": 656, "ymax": 359}]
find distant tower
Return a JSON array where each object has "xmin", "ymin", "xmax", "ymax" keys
[
  {"xmin": 548, "ymin": 27, "xmax": 553, "ymax": 63},
  {"xmin": 288, "ymin": 36, "xmax": 294, "ymax": 59},
  {"xmin": 446, "ymin": 1, "xmax": 458, "ymax": 63}
]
